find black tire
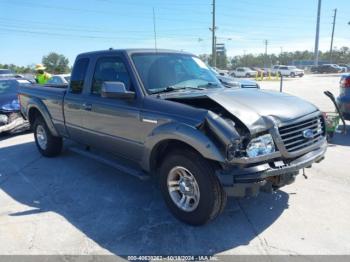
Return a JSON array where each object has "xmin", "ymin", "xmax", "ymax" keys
[
  {"xmin": 290, "ymin": 72, "xmax": 295, "ymax": 77},
  {"xmin": 33, "ymin": 116, "xmax": 63, "ymax": 157},
  {"xmin": 159, "ymin": 149, "xmax": 227, "ymax": 225},
  {"xmin": 245, "ymin": 73, "xmax": 251, "ymax": 78}
]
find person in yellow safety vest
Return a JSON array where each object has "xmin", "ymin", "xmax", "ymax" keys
[{"xmin": 35, "ymin": 64, "xmax": 51, "ymax": 85}]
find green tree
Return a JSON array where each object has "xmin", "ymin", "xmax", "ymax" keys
[{"xmin": 42, "ymin": 52, "xmax": 69, "ymax": 74}]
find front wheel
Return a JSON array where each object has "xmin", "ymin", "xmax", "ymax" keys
[
  {"xmin": 159, "ymin": 149, "xmax": 227, "ymax": 225},
  {"xmin": 34, "ymin": 116, "xmax": 63, "ymax": 157},
  {"xmin": 245, "ymin": 73, "xmax": 251, "ymax": 78}
]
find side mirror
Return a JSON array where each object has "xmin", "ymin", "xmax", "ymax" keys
[
  {"xmin": 101, "ymin": 81, "xmax": 135, "ymax": 99},
  {"xmin": 219, "ymin": 73, "xmax": 225, "ymax": 76}
]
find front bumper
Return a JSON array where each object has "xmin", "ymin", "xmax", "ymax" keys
[{"xmin": 217, "ymin": 142, "xmax": 327, "ymax": 197}]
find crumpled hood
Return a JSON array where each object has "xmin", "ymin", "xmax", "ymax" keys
[
  {"xmin": 207, "ymin": 88, "xmax": 318, "ymax": 133},
  {"xmin": 165, "ymin": 88, "xmax": 319, "ymax": 134}
]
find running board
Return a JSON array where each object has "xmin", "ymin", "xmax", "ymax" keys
[{"xmin": 69, "ymin": 146, "xmax": 150, "ymax": 181}]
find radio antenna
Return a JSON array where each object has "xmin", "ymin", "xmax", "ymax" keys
[{"xmin": 153, "ymin": 7, "xmax": 158, "ymax": 51}]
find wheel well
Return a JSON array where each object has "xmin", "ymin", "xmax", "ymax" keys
[
  {"xmin": 150, "ymin": 140, "xmax": 204, "ymax": 173},
  {"xmin": 28, "ymin": 108, "xmax": 42, "ymax": 127}
]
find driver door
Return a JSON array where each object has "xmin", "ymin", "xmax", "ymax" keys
[{"xmin": 79, "ymin": 55, "xmax": 144, "ymax": 161}]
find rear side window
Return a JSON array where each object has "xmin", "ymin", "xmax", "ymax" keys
[{"xmin": 69, "ymin": 58, "xmax": 89, "ymax": 94}]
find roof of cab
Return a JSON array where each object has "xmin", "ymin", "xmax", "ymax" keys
[{"xmin": 76, "ymin": 48, "xmax": 194, "ymax": 58}]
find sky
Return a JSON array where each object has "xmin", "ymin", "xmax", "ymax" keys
[{"xmin": 0, "ymin": 0, "xmax": 349, "ymax": 66}]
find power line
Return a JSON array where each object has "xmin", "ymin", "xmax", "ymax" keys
[
  {"xmin": 152, "ymin": 7, "xmax": 157, "ymax": 50},
  {"xmin": 0, "ymin": 0, "xmax": 209, "ymax": 25}
]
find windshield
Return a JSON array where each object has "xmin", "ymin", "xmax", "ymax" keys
[
  {"xmin": 132, "ymin": 53, "xmax": 222, "ymax": 94},
  {"xmin": 288, "ymin": 66, "xmax": 297, "ymax": 69},
  {"xmin": 64, "ymin": 76, "xmax": 71, "ymax": 82}
]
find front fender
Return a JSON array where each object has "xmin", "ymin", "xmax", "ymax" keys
[
  {"xmin": 26, "ymin": 98, "xmax": 59, "ymax": 137},
  {"xmin": 141, "ymin": 121, "xmax": 226, "ymax": 171}
]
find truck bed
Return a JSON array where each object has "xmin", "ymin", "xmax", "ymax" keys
[{"xmin": 19, "ymin": 85, "xmax": 67, "ymax": 132}]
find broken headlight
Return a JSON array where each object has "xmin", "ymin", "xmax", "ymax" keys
[{"xmin": 246, "ymin": 134, "xmax": 275, "ymax": 158}]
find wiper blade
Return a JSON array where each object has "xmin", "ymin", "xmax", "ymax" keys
[
  {"xmin": 197, "ymin": 82, "xmax": 219, "ymax": 88},
  {"xmin": 149, "ymin": 85, "xmax": 204, "ymax": 95},
  {"xmin": 149, "ymin": 86, "xmax": 186, "ymax": 95}
]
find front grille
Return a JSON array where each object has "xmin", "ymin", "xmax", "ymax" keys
[{"xmin": 279, "ymin": 115, "xmax": 325, "ymax": 152}]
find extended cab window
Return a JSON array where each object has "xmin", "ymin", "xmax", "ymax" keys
[
  {"xmin": 92, "ymin": 56, "xmax": 131, "ymax": 95},
  {"xmin": 70, "ymin": 58, "xmax": 89, "ymax": 94}
]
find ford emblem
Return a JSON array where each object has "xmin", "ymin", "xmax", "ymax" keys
[{"xmin": 302, "ymin": 129, "xmax": 314, "ymax": 139}]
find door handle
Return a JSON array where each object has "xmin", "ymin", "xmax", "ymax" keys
[{"xmin": 82, "ymin": 103, "xmax": 92, "ymax": 111}]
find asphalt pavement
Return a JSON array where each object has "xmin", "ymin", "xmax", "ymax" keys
[{"xmin": 0, "ymin": 74, "xmax": 349, "ymax": 257}]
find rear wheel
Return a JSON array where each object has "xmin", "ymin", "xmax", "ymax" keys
[
  {"xmin": 159, "ymin": 149, "xmax": 227, "ymax": 225},
  {"xmin": 245, "ymin": 73, "xmax": 251, "ymax": 78},
  {"xmin": 290, "ymin": 72, "xmax": 295, "ymax": 77},
  {"xmin": 34, "ymin": 116, "xmax": 63, "ymax": 157}
]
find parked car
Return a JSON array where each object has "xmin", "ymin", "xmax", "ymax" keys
[
  {"xmin": 209, "ymin": 67, "xmax": 260, "ymax": 88},
  {"xmin": 333, "ymin": 64, "xmax": 347, "ymax": 73},
  {"xmin": 311, "ymin": 64, "xmax": 342, "ymax": 74},
  {"xmin": 0, "ymin": 78, "xmax": 31, "ymax": 134},
  {"xmin": 230, "ymin": 67, "xmax": 257, "ymax": 78},
  {"xmin": 0, "ymin": 69, "xmax": 14, "ymax": 76},
  {"xmin": 337, "ymin": 74, "xmax": 350, "ymax": 120},
  {"xmin": 19, "ymin": 49, "xmax": 327, "ymax": 225},
  {"xmin": 0, "ymin": 69, "xmax": 23, "ymax": 79},
  {"xmin": 212, "ymin": 67, "xmax": 229, "ymax": 76},
  {"xmin": 322, "ymin": 64, "xmax": 346, "ymax": 73},
  {"xmin": 271, "ymin": 65, "xmax": 304, "ymax": 77},
  {"xmin": 338, "ymin": 64, "xmax": 350, "ymax": 72},
  {"xmin": 46, "ymin": 74, "xmax": 71, "ymax": 85}
]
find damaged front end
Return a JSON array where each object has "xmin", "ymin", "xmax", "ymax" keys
[
  {"xmin": 204, "ymin": 110, "xmax": 326, "ymax": 197},
  {"xmin": 0, "ymin": 104, "xmax": 29, "ymax": 135},
  {"xmin": 166, "ymin": 93, "xmax": 327, "ymax": 198}
]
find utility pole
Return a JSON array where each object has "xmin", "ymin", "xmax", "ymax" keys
[
  {"xmin": 314, "ymin": 0, "xmax": 322, "ymax": 66},
  {"xmin": 264, "ymin": 40, "xmax": 268, "ymax": 68},
  {"xmin": 211, "ymin": 0, "xmax": 216, "ymax": 67},
  {"xmin": 152, "ymin": 7, "xmax": 157, "ymax": 50},
  {"xmin": 329, "ymin": 8, "xmax": 337, "ymax": 63}
]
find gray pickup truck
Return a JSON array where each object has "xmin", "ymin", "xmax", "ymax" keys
[{"xmin": 19, "ymin": 49, "xmax": 327, "ymax": 225}]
